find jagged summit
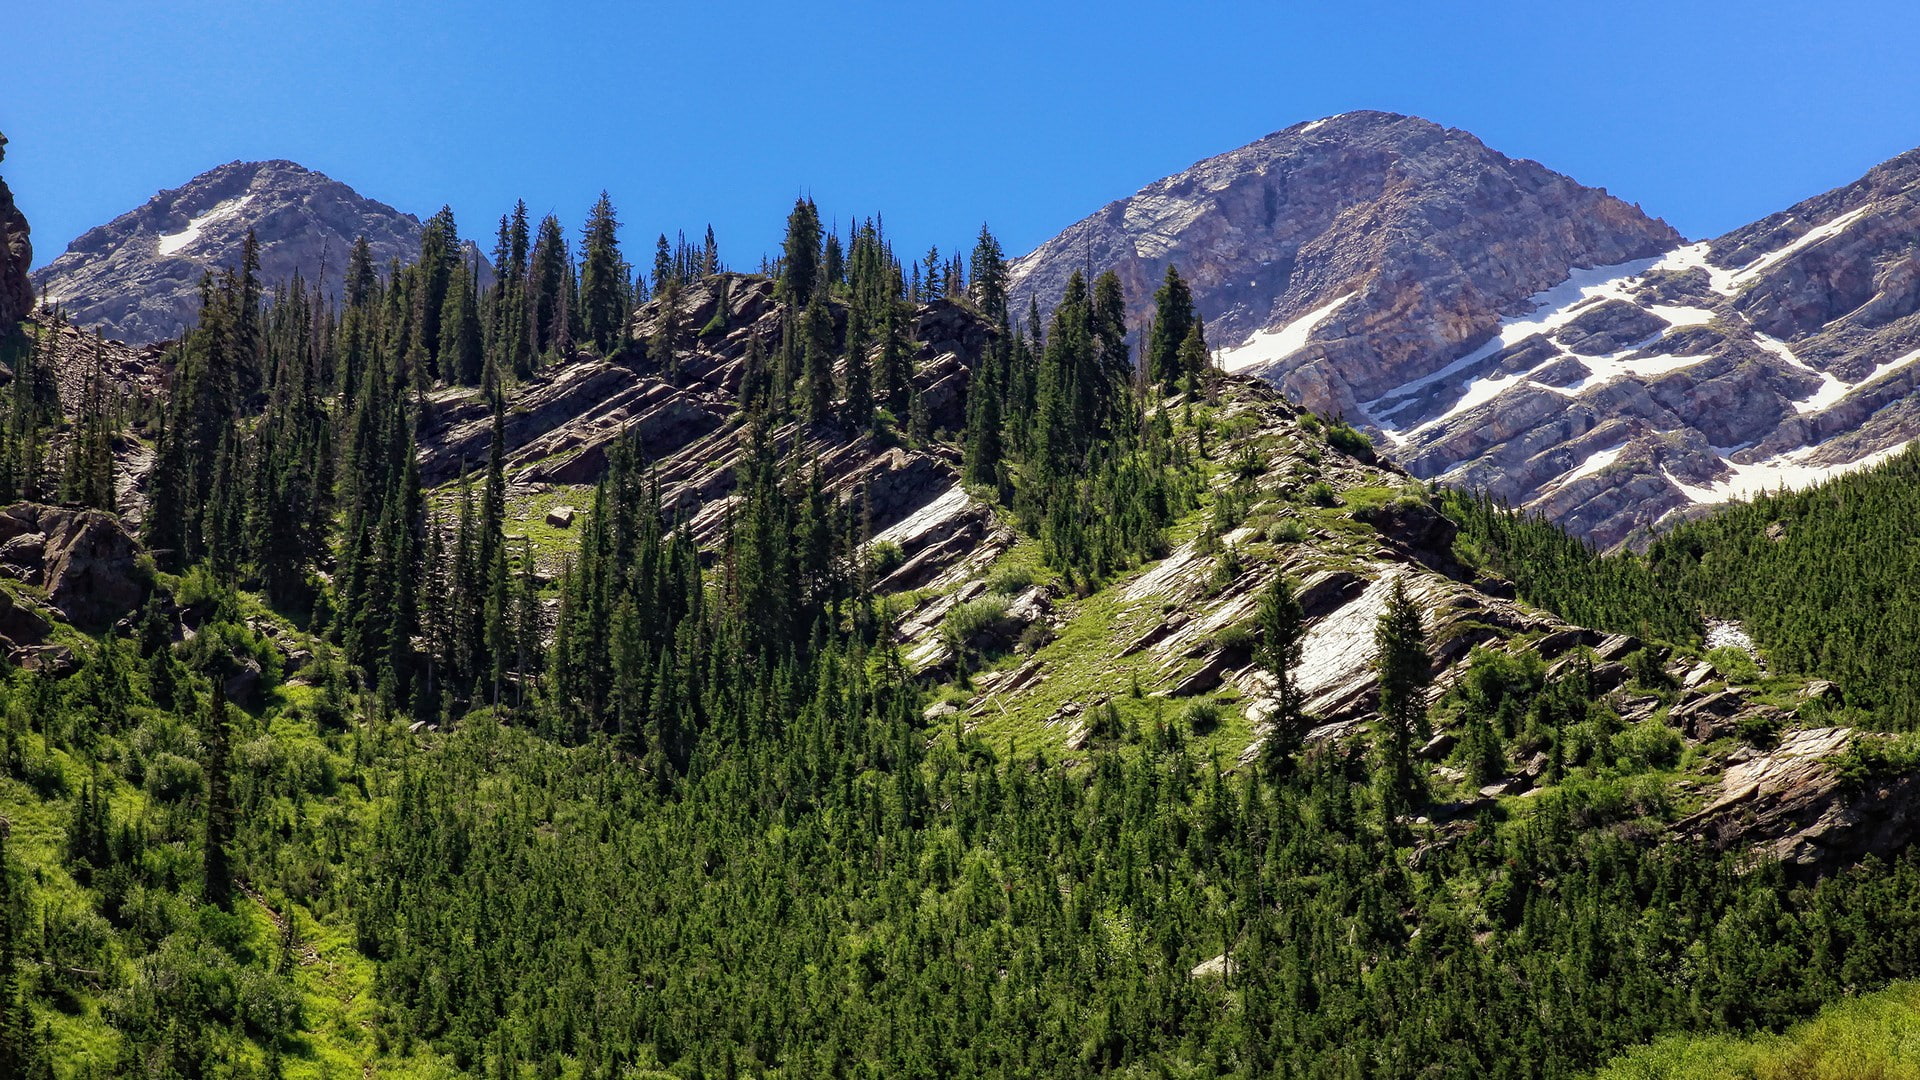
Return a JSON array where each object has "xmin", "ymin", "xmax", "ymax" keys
[
  {"xmin": 1013, "ymin": 115, "xmax": 1920, "ymax": 548},
  {"xmin": 31, "ymin": 158, "xmax": 466, "ymax": 344},
  {"xmin": 1008, "ymin": 110, "xmax": 1680, "ymax": 409}
]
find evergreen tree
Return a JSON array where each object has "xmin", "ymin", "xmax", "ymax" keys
[
  {"xmin": 1147, "ymin": 264, "xmax": 1196, "ymax": 391},
  {"xmin": 1373, "ymin": 576, "xmax": 1430, "ymax": 814},
  {"xmin": 201, "ymin": 680, "xmax": 235, "ymax": 909},
  {"xmin": 1256, "ymin": 575, "xmax": 1307, "ymax": 774},
  {"xmin": 579, "ymin": 192, "xmax": 627, "ymax": 354},
  {"xmin": 781, "ymin": 197, "xmax": 822, "ymax": 307},
  {"xmin": 968, "ymin": 224, "xmax": 1009, "ymax": 322}
]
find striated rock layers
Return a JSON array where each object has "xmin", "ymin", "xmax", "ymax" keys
[
  {"xmin": 32, "ymin": 159, "xmax": 478, "ymax": 344},
  {"xmin": 1014, "ymin": 113, "xmax": 1920, "ymax": 548},
  {"xmin": 1008, "ymin": 111, "xmax": 1680, "ymax": 418}
]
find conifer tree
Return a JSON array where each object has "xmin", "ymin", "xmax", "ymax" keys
[
  {"xmin": 579, "ymin": 192, "xmax": 627, "ymax": 354},
  {"xmin": 969, "ymin": 225, "xmax": 1009, "ymax": 322},
  {"xmin": 201, "ymin": 680, "xmax": 235, "ymax": 909},
  {"xmin": 781, "ymin": 197, "xmax": 822, "ymax": 307},
  {"xmin": 1147, "ymin": 264, "xmax": 1197, "ymax": 391},
  {"xmin": 1373, "ymin": 576, "xmax": 1431, "ymax": 813},
  {"xmin": 1256, "ymin": 576, "xmax": 1308, "ymax": 774}
]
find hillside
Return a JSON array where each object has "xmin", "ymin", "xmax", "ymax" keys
[{"xmin": 1, "ymin": 182, "xmax": 1919, "ymax": 1077}]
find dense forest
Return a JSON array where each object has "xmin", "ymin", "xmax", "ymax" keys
[
  {"xmin": 1450, "ymin": 448, "xmax": 1920, "ymax": 731},
  {"xmin": 1, "ymin": 194, "xmax": 1918, "ymax": 1078}
]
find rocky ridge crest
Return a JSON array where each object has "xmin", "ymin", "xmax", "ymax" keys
[{"xmin": 32, "ymin": 159, "xmax": 473, "ymax": 345}]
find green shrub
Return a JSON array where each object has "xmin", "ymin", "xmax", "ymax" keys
[
  {"xmin": 941, "ymin": 593, "xmax": 1014, "ymax": 654},
  {"xmin": 1184, "ymin": 700, "xmax": 1222, "ymax": 735},
  {"xmin": 1268, "ymin": 517, "xmax": 1310, "ymax": 545},
  {"xmin": 1614, "ymin": 718, "xmax": 1684, "ymax": 770},
  {"xmin": 1304, "ymin": 481, "xmax": 1338, "ymax": 508},
  {"xmin": 1325, "ymin": 419, "xmax": 1375, "ymax": 461},
  {"xmin": 868, "ymin": 541, "xmax": 905, "ymax": 580},
  {"xmin": 1706, "ymin": 645, "xmax": 1760, "ymax": 684}
]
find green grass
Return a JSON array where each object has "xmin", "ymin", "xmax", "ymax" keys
[{"xmin": 1591, "ymin": 981, "xmax": 1920, "ymax": 1078}]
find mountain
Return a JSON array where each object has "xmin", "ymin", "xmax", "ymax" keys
[
  {"xmin": 1007, "ymin": 111, "xmax": 1681, "ymax": 412},
  {"xmin": 30, "ymin": 159, "xmax": 469, "ymax": 344},
  {"xmin": 1011, "ymin": 113, "xmax": 1920, "ymax": 548},
  {"xmin": 1379, "ymin": 148, "xmax": 1920, "ymax": 547},
  {"xmin": 0, "ymin": 132, "xmax": 32, "ymax": 327}
]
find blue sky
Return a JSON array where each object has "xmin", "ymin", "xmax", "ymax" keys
[{"xmin": 8, "ymin": 1, "xmax": 1919, "ymax": 271}]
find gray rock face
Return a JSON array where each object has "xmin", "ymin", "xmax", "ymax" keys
[
  {"xmin": 1376, "ymin": 147, "xmax": 1920, "ymax": 548},
  {"xmin": 0, "ymin": 133, "xmax": 32, "ymax": 327},
  {"xmin": 0, "ymin": 503, "xmax": 148, "ymax": 629},
  {"xmin": 1014, "ymin": 113, "xmax": 1920, "ymax": 548},
  {"xmin": 1007, "ymin": 111, "xmax": 1680, "ymax": 417},
  {"xmin": 32, "ymin": 159, "xmax": 472, "ymax": 344}
]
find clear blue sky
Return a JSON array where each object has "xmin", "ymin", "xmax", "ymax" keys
[{"xmin": 9, "ymin": 1, "xmax": 1920, "ymax": 272}]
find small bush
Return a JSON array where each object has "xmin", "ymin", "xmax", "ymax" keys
[
  {"xmin": 868, "ymin": 541, "xmax": 905, "ymax": 580},
  {"xmin": 941, "ymin": 593, "xmax": 1014, "ymax": 654},
  {"xmin": 1614, "ymin": 718, "xmax": 1684, "ymax": 770},
  {"xmin": 1304, "ymin": 481, "xmax": 1339, "ymax": 508},
  {"xmin": 1268, "ymin": 518, "xmax": 1310, "ymax": 545},
  {"xmin": 985, "ymin": 563, "xmax": 1037, "ymax": 595},
  {"xmin": 1706, "ymin": 645, "xmax": 1760, "ymax": 684},
  {"xmin": 1184, "ymin": 700, "xmax": 1222, "ymax": 735},
  {"xmin": 1213, "ymin": 622, "xmax": 1253, "ymax": 655},
  {"xmin": 1325, "ymin": 419, "xmax": 1375, "ymax": 461}
]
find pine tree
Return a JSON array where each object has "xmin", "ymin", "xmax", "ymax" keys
[
  {"xmin": 1256, "ymin": 576, "xmax": 1308, "ymax": 774},
  {"xmin": 201, "ymin": 680, "xmax": 235, "ymax": 908},
  {"xmin": 969, "ymin": 225, "xmax": 1009, "ymax": 322},
  {"xmin": 1147, "ymin": 264, "xmax": 1196, "ymax": 391},
  {"xmin": 579, "ymin": 192, "xmax": 627, "ymax": 354},
  {"xmin": 1373, "ymin": 576, "xmax": 1431, "ymax": 814},
  {"xmin": 781, "ymin": 197, "xmax": 822, "ymax": 307},
  {"xmin": 800, "ymin": 291, "xmax": 835, "ymax": 423}
]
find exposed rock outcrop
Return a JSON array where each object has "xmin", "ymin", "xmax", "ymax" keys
[
  {"xmin": 0, "ymin": 132, "xmax": 33, "ymax": 327},
  {"xmin": 1678, "ymin": 727, "xmax": 1920, "ymax": 877},
  {"xmin": 32, "ymin": 159, "xmax": 484, "ymax": 344},
  {"xmin": 1013, "ymin": 114, "xmax": 1920, "ymax": 549},
  {"xmin": 1009, "ymin": 111, "xmax": 1680, "ymax": 417},
  {"xmin": 0, "ymin": 503, "xmax": 148, "ymax": 629}
]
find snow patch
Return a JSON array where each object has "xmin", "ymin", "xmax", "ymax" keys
[
  {"xmin": 1667, "ymin": 443, "xmax": 1907, "ymax": 505},
  {"xmin": 1704, "ymin": 620, "xmax": 1755, "ymax": 653},
  {"xmin": 1366, "ymin": 254, "xmax": 1667, "ymax": 439},
  {"xmin": 1560, "ymin": 442, "xmax": 1627, "ymax": 485},
  {"xmin": 1753, "ymin": 334, "xmax": 1848, "ymax": 413},
  {"xmin": 156, "ymin": 194, "xmax": 256, "ymax": 257},
  {"xmin": 1730, "ymin": 206, "xmax": 1870, "ymax": 288},
  {"xmin": 1217, "ymin": 293, "xmax": 1353, "ymax": 374}
]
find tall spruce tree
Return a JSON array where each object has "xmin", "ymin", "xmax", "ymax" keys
[
  {"xmin": 1147, "ymin": 264, "xmax": 1196, "ymax": 391},
  {"xmin": 579, "ymin": 192, "xmax": 627, "ymax": 354}
]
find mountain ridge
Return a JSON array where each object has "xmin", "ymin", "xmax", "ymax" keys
[{"xmin": 31, "ymin": 158, "xmax": 473, "ymax": 344}]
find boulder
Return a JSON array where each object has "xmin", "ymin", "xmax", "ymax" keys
[
  {"xmin": 545, "ymin": 506, "xmax": 577, "ymax": 529},
  {"xmin": 0, "ymin": 504, "xmax": 148, "ymax": 629}
]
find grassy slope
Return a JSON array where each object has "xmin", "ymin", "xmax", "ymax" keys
[{"xmin": 1591, "ymin": 981, "xmax": 1920, "ymax": 1079}]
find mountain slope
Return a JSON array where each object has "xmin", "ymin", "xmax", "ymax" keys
[
  {"xmin": 1380, "ymin": 147, "xmax": 1920, "ymax": 547},
  {"xmin": 1013, "ymin": 115, "xmax": 1920, "ymax": 548},
  {"xmin": 31, "ymin": 159, "xmax": 464, "ymax": 344},
  {"xmin": 1007, "ymin": 111, "xmax": 1680, "ymax": 416}
]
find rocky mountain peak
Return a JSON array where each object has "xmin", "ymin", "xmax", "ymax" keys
[
  {"xmin": 0, "ymin": 131, "xmax": 33, "ymax": 328},
  {"xmin": 31, "ymin": 158, "xmax": 467, "ymax": 344},
  {"xmin": 1008, "ymin": 111, "xmax": 1680, "ymax": 418}
]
